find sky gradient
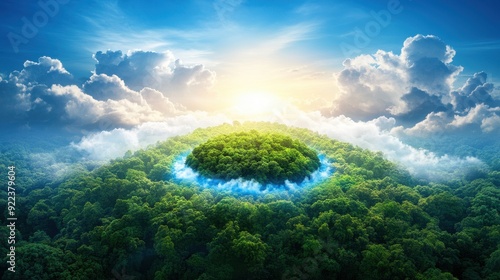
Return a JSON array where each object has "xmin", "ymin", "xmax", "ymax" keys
[
  {"xmin": 0, "ymin": 0, "xmax": 499, "ymax": 180},
  {"xmin": 2, "ymin": 0, "xmax": 500, "ymax": 81}
]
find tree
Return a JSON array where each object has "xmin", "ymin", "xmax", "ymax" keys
[
  {"xmin": 359, "ymin": 244, "xmax": 417, "ymax": 279},
  {"xmin": 420, "ymin": 192, "xmax": 466, "ymax": 233},
  {"xmin": 3, "ymin": 243, "xmax": 69, "ymax": 280},
  {"xmin": 185, "ymin": 131, "xmax": 320, "ymax": 185},
  {"xmin": 232, "ymin": 231, "xmax": 268, "ymax": 267}
]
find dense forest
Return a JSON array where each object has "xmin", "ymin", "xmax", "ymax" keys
[
  {"xmin": 0, "ymin": 122, "xmax": 499, "ymax": 279},
  {"xmin": 186, "ymin": 131, "xmax": 320, "ymax": 185}
]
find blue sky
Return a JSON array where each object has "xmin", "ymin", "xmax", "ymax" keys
[{"xmin": 1, "ymin": 0, "xmax": 499, "ymax": 81}]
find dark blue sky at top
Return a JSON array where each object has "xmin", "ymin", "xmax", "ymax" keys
[{"xmin": 0, "ymin": 0, "xmax": 499, "ymax": 81}]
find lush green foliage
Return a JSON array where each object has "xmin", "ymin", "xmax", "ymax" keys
[
  {"xmin": 1, "ymin": 122, "xmax": 499, "ymax": 279},
  {"xmin": 186, "ymin": 131, "xmax": 320, "ymax": 184}
]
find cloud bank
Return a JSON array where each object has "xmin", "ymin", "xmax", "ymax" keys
[
  {"xmin": 0, "ymin": 51, "xmax": 215, "ymax": 131},
  {"xmin": 272, "ymin": 108, "xmax": 486, "ymax": 181},
  {"xmin": 1, "ymin": 35, "xmax": 498, "ymax": 182},
  {"xmin": 70, "ymin": 105, "xmax": 486, "ymax": 182},
  {"xmin": 71, "ymin": 112, "xmax": 230, "ymax": 161},
  {"xmin": 93, "ymin": 50, "xmax": 216, "ymax": 108},
  {"xmin": 331, "ymin": 34, "xmax": 500, "ymax": 135}
]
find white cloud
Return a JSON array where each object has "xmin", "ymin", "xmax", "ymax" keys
[
  {"xmin": 140, "ymin": 87, "xmax": 180, "ymax": 115},
  {"xmin": 481, "ymin": 114, "xmax": 500, "ymax": 133},
  {"xmin": 401, "ymin": 34, "xmax": 456, "ymax": 64},
  {"xmin": 451, "ymin": 72, "xmax": 498, "ymax": 112},
  {"xmin": 70, "ymin": 104, "xmax": 486, "ymax": 182},
  {"xmin": 333, "ymin": 52, "xmax": 406, "ymax": 120},
  {"xmin": 50, "ymin": 85, "xmax": 104, "ymax": 125},
  {"xmin": 275, "ymin": 107, "xmax": 486, "ymax": 181},
  {"xmin": 332, "ymin": 34, "xmax": 462, "ymax": 121},
  {"xmin": 48, "ymin": 84, "xmax": 167, "ymax": 128},
  {"xmin": 291, "ymin": 108, "xmax": 475, "ymax": 177},
  {"xmin": 72, "ymin": 112, "xmax": 230, "ymax": 161},
  {"xmin": 93, "ymin": 50, "xmax": 216, "ymax": 109},
  {"xmin": 332, "ymin": 34, "xmax": 499, "ymax": 135},
  {"xmin": 10, "ymin": 56, "xmax": 73, "ymax": 86},
  {"xmin": 400, "ymin": 111, "xmax": 451, "ymax": 136},
  {"xmin": 0, "ymin": 54, "xmax": 195, "ymax": 130},
  {"xmin": 5, "ymin": 36, "xmax": 493, "ymax": 136},
  {"xmin": 450, "ymin": 104, "xmax": 500, "ymax": 130},
  {"xmin": 83, "ymin": 73, "xmax": 144, "ymax": 104}
]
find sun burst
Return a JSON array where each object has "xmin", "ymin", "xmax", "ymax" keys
[{"xmin": 231, "ymin": 91, "xmax": 280, "ymax": 117}]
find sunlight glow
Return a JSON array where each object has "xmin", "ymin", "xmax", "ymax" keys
[{"xmin": 231, "ymin": 91, "xmax": 280, "ymax": 117}]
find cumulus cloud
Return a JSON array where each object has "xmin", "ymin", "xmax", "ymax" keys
[
  {"xmin": 83, "ymin": 73, "xmax": 144, "ymax": 104},
  {"xmin": 450, "ymin": 104, "xmax": 500, "ymax": 131},
  {"xmin": 394, "ymin": 87, "xmax": 449, "ymax": 127},
  {"xmin": 9, "ymin": 56, "xmax": 73, "ymax": 86},
  {"xmin": 333, "ymin": 52, "xmax": 406, "ymax": 120},
  {"xmin": 401, "ymin": 35, "xmax": 461, "ymax": 96},
  {"xmin": 140, "ymin": 87, "xmax": 181, "ymax": 115},
  {"xmin": 72, "ymin": 112, "xmax": 230, "ymax": 161},
  {"xmin": 94, "ymin": 50, "xmax": 174, "ymax": 90},
  {"xmin": 0, "ymin": 52, "xmax": 199, "ymax": 131},
  {"xmin": 0, "ymin": 56, "xmax": 77, "ymax": 126},
  {"xmin": 50, "ymin": 84, "xmax": 170, "ymax": 129},
  {"xmin": 451, "ymin": 72, "xmax": 499, "ymax": 111},
  {"xmin": 400, "ymin": 111, "xmax": 451, "ymax": 136},
  {"xmin": 0, "ymin": 78, "xmax": 25, "ymax": 118},
  {"xmin": 0, "ymin": 80, "xmax": 172, "ymax": 131},
  {"xmin": 332, "ymin": 34, "xmax": 461, "ymax": 121},
  {"xmin": 93, "ymin": 50, "xmax": 216, "ymax": 108},
  {"xmin": 481, "ymin": 114, "xmax": 500, "ymax": 133},
  {"xmin": 400, "ymin": 79, "xmax": 500, "ymax": 135},
  {"xmin": 332, "ymin": 34, "xmax": 499, "ymax": 134},
  {"xmin": 8, "ymin": 36, "xmax": 494, "ymax": 137}
]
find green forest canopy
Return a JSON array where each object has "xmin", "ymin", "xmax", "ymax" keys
[
  {"xmin": 0, "ymin": 121, "xmax": 499, "ymax": 279},
  {"xmin": 185, "ymin": 131, "xmax": 321, "ymax": 184}
]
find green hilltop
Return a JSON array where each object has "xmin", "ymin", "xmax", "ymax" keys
[{"xmin": 185, "ymin": 131, "xmax": 321, "ymax": 184}]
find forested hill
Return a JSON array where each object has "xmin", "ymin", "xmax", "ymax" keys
[
  {"xmin": 1, "ymin": 122, "xmax": 499, "ymax": 279},
  {"xmin": 186, "ymin": 131, "xmax": 321, "ymax": 185}
]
